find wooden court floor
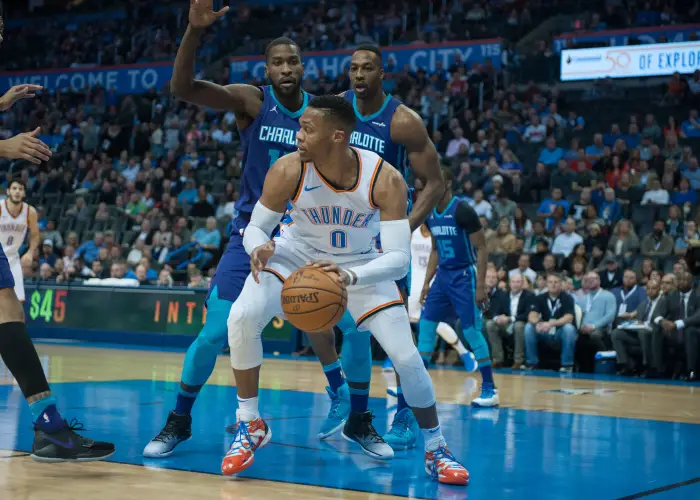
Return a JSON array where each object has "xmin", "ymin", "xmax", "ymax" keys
[{"xmin": 0, "ymin": 343, "xmax": 698, "ymax": 499}]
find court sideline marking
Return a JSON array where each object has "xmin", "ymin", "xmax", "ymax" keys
[{"xmin": 616, "ymin": 477, "xmax": 700, "ymax": 499}]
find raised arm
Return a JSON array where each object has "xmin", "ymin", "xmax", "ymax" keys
[
  {"xmin": 341, "ymin": 163, "xmax": 410, "ymax": 287},
  {"xmin": 391, "ymin": 105, "xmax": 444, "ymax": 231},
  {"xmin": 172, "ymin": 1, "xmax": 263, "ymax": 124},
  {"xmin": 243, "ymin": 153, "xmax": 302, "ymax": 281}
]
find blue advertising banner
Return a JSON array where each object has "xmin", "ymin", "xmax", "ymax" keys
[
  {"xmin": 229, "ymin": 40, "xmax": 503, "ymax": 82},
  {"xmin": 0, "ymin": 63, "xmax": 174, "ymax": 95},
  {"xmin": 554, "ymin": 24, "xmax": 700, "ymax": 52}
]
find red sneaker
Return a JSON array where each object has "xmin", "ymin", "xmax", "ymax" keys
[
  {"xmin": 221, "ymin": 413, "xmax": 272, "ymax": 476},
  {"xmin": 425, "ymin": 444, "xmax": 469, "ymax": 485}
]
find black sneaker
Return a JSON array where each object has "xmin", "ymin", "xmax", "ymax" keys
[
  {"xmin": 31, "ymin": 418, "xmax": 115, "ymax": 463},
  {"xmin": 143, "ymin": 411, "xmax": 192, "ymax": 458},
  {"xmin": 341, "ymin": 411, "xmax": 394, "ymax": 460}
]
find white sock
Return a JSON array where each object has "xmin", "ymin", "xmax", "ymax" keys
[
  {"xmin": 422, "ymin": 424, "xmax": 446, "ymax": 452},
  {"xmin": 237, "ymin": 396, "xmax": 260, "ymax": 421},
  {"xmin": 452, "ymin": 340, "xmax": 468, "ymax": 356},
  {"xmin": 436, "ymin": 323, "xmax": 468, "ymax": 355}
]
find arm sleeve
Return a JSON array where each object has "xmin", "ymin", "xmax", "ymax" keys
[
  {"xmin": 455, "ymin": 201, "xmax": 482, "ymax": 234},
  {"xmin": 242, "ymin": 202, "xmax": 285, "ymax": 255},
  {"xmin": 346, "ymin": 219, "xmax": 411, "ymax": 287}
]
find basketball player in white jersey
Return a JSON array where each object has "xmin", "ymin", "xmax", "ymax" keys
[
  {"xmin": 222, "ymin": 95, "xmax": 468, "ymax": 485},
  {"xmin": 0, "ymin": 180, "xmax": 40, "ymax": 302},
  {"xmin": 407, "ymin": 224, "xmax": 476, "ymax": 370}
]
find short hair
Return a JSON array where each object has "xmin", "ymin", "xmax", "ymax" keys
[
  {"xmin": 307, "ymin": 95, "xmax": 356, "ymax": 133},
  {"xmin": 547, "ymin": 272, "xmax": 563, "ymax": 281},
  {"xmin": 8, "ymin": 179, "xmax": 25, "ymax": 190},
  {"xmin": 354, "ymin": 44, "xmax": 382, "ymax": 60},
  {"xmin": 265, "ymin": 37, "xmax": 301, "ymax": 60}
]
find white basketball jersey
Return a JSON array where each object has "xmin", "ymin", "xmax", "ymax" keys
[
  {"xmin": 0, "ymin": 200, "xmax": 28, "ymax": 261},
  {"xmin": 285, "ymin": 147, "xmax": 383, "ymax": 255},
  {"xmin": 410, "ymin": 227, "xmax": 432, "ymax": 294}
]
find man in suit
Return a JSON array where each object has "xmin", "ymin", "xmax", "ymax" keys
[
  {"xmin": 599, "ymin": 256, "xmax": 623, "ymax": 290},
  {"xmin": 524, "ymin": 273, "xmax": 578, "ymax": 372},
  {"xmin": 485, "ymin": 273, "xmax": 533, "ymax": 368},
  {"xmin": 611, "ymin": 269, "xmax": 647, "ymax": 327},
  {"xmin": 659, "ymin": 271, "xmax": 700, "ymax": 380},
  {"xmin": 611, "ymin": 278, "xmax": 664, "ymax": 375},
  {"xmin": 483, "ymin": 267, "xmax": 510, "ymax": 322}
]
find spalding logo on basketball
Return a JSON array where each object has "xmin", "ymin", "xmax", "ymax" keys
[{"xmin": 281, "ymin": 266, "xmax": 348, "ymax": 333}]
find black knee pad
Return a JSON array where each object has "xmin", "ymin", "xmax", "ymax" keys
[{"xmin": 0, "ymin": 322, "xmax": 50, "ymax": 398}]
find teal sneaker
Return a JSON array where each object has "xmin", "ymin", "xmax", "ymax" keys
[
  {"xmin": 318, "ymin": 384, "xmax": 350, "ymax": 440},
  {"xmin": 383, "ymin": 408, "xmax": 418, "ymax": 451}
]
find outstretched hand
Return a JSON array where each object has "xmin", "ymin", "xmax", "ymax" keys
[
  {"xmin": 189, "ymin": 0, "xmax": 229, "ymax": 29},
  {"xmin": 2, "ymin": 128, "xmax": 52, "ymax": 164},
  {"xmin": 0, "ymin": 85, "xmax": 42, "ymax": 111}
]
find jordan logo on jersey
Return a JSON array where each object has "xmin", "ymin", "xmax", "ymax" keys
[
  {"xmin": 300, "ymin": 206, "xmax": 374, "ymax": 229},
  {"xmin": 431, "ymin": 225, "xmax": 458, "ymax": 236},
  {"xmin": 259, "ymin": 126, "xmax": 297, "ymax": 146},
  {"xmin": 349, "ymin": 131, "xmax": 385, "ymax": 154}
]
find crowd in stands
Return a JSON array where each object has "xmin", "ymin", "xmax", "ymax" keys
[
  {"xmin": 1, "ymin": 0, "xmax": 530, "ymax": 73},
  {"xmin": 2, "ymin": 0, "xmax": 700, "ymax": 377}
]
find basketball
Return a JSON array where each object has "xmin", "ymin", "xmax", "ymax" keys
[{"xmin": 281, "ymin": 266, "xmax": 348, "ymax": 333}]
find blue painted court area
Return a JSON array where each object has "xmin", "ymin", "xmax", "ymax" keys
[{"xmin": 0, "ymin": 380, "xmax": 698, "ymax": 499}]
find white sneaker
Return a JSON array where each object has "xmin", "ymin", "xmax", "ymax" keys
[
  {"xmin": 143, "ymin": 411, "xmax": 192, "ymax": 458},
  {"xmin": 471, "ymin": 386, "xmax": 500, "ymax": 408}
]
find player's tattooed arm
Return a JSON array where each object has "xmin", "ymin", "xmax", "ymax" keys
[
  {"xmin": 391, "ymin": 105, "xmax": 444, "ymax": 231},
  {"xmin": 172, "ymin": 0, "xmax": 263, "ymax": 124}
]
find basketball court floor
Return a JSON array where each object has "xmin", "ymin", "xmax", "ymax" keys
[{"xmin": 0, "ymin": 342, "xmax": 698, "ymax": 499}]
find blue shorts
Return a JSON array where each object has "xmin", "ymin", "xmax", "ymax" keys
[
  {"xmin": 421, "ymin": 266, "xmax": 481, "ymax": 330},
  {"xmin": 205, "ymin": 216, "xmax": 250, "ymax": 306},
  {"xmin": 0, "ymin": 244, "xmax": 15, "ymax": 291}
]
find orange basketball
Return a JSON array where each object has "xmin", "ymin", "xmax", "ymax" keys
[{"xmin": 281, "ymin": 266, "xmax": 348, "ymax": 333}]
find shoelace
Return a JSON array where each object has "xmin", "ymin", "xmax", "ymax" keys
[
  {"xmin": 326, "ymin": 390, "xmax": 342, "ymax": 419},
  {"xmin": 358, "ymin": 412, "xmax": 384, "ymax": 443},
  {"xmin": 227, "ymin": 420, "xmax": 253, "ymax": 455},
  {"xmin": 33, "ymin": 417, "xmax": 86, "ymax": 434},
  {"xmin": 65, "ymin": 418, "xmax": 85, "ymax": 432},
  {"xmin": 481, "ymin": 386, "xmax": 496, "ymax": 398},
  {"xmin": 153, "ymin": 417, "xmax": 185, "ymax": 443},
  {"xmin": 389, "ymin": 411, "xmax": 411, "ymax": 436},
  {"xmin": 429, "ymin": 446, "xmax": 462, "ymax": 479}
]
